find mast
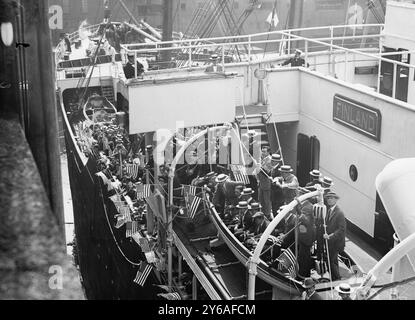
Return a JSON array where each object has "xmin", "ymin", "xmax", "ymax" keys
[{"xmin": 161, "ymin": 0, "xmax": 174, "ymax": 64}]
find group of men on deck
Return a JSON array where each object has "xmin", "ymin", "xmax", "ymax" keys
[{"xmin": 210, "ymin": 145, "xmax": 346, "ymax": 288}]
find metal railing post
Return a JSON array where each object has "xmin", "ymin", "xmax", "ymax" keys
[
  {"xmin": 248, "ymin": 35, "xmax": 252, "ymax": 63},
  {"xmin": 287, "ymin": 30, "xmax": 291, "ymax": 54},
  {"xmin": 188, "ymin": 40, "xmax": 192, "ymax": 68},
  {"xmin": 392, "ymin": 62, "xmax": 397, "ymax": 99},
  {"xmin": 222, "ymin": 44, "xmax": 225, "ymax": 71},
  {"xmin": 377, "ymin": 56, "xmax": 382, "ymax": 93},
  {"xmin": 344, "ymin": 50, "xmax": 348, "ymax": 81},
  {"xmin": 134, "ymin": 51, "xmax": 137, "ymax": 79},
  {"xmin": 329, "ymin": 26, "xmax": 334, "ymax": 75},
  {"xmin": 304, "ymin": 40, "xmax": 308, "ymax": 67}
]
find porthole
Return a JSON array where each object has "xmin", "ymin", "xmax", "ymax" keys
[{"xmin": 349, "ymin": 165, "xmax": 358, "ymax": 182}]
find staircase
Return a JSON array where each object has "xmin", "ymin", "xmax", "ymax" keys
[
  {"xmin": 235, "ymin": 104, "xmax": 283, "ymax": 161},
  {"xmin": 101, "ymin": 86, "xmax": 115, "ymax": 104}
]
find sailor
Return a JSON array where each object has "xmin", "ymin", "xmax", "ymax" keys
[
  {"xmin": 270, "ymin": 153, "xmax": 284, "ymax": 216},
  {"xmin": 205, "ymin": 54, "xmax": 224, "ymax": 73},
  {"xmin": 123, "ymin": 52, "xmax": 144, "ymax": 79},
  {"xmin": 239, "ymin": 187, "xmax": 255, "ymax": 205},
  {"xmin": 252, "ymin": 211, "xmax": 270, "ymax": 237},
  {"xmin": 301, "ymin": 278, "xmax": 323, "ymax": 300},
  {"xmin": 305, "ymin": 169, "xmax": 322, "ymax": 188},
  {"xmin": 281, "ymin": 49, "xmax": 309, "ymax": 67},
  {"xmin": 323, "ymin": 191, "xmax": 346, "ymax": 281},
  {"xmin": 274, "ymin": 165, "xmax": 299, "ymax": 204},
  {"xmin": 256, "ymin": 146, "xmax": 273, "ymax": 220},
  {"xmin": 335, "ymin": 283, "xmax": 353, "ymax": 300}
]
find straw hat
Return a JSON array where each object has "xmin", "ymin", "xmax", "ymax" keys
[
  {"xmin": 215, "ymin": 173, "xmax": 229, "ymax": 183},
  {"xmin": 271, "ymin": 154, "xmax": 282, "ymax": 162},
  {"xmin": 335, "ymin": 283, "xmax": 352, "ymax": 295},
  {"xmin": 241, "ymin": 187, "xmax": 255, "ymax": 196},
  {"xmin": 321, "ymin": 176, "xmax": 333, "ymax": 187},
  {"xmin": 236, "ymin": 201, "xmax": 249, "ymax": 209},
  {"xmin": 278, "ymin": 165, "xmax": 293, "ymax": 173},
  {"xmin": 309, "ymin": 169, "xmax": 321, "ymax": 178}
]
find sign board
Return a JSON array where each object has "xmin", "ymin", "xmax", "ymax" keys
[{"xmin": 333, "ymin": 94, "xmax": 381, "ymax": 141}]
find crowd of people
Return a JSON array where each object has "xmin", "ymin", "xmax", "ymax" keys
[{"xmin": 74, "ymin": 114, "xmax": 348, "ymax": 299}]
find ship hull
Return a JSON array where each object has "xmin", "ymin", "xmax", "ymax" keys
[{"xmin": 59, "ymin": 91, "xmax": 159, "ymax": 299}]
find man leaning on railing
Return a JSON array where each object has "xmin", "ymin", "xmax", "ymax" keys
[{"xmin": 281, "ymin": 49, "xmax": 309, "ymax": 68}]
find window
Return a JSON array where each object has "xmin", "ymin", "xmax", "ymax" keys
[{"xmin": 349, "ymin": 164, "xmax": 358, "ymax": 182}]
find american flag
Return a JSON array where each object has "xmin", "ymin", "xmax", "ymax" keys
[
  {"xmin": 182, "ymin": 184, "xmax": 197, "ymax": 197},
  {"xmin": 133, "ymin": 262, "xmax": 153, "ymax": 287},
  {"xmin": 137, "ymin": 184, "xmax": 152, "ymax": 200},
  {"xmin": 125, "ymin": 221, "xmax": 139, "ymax": 238},
  {"xmin": 153, "ymin": 284, "xmax": 173, "ymax": 293},
  {"xmin": 186, "ymin": 194, "xmax": 202, "ymax": 219},
  {"xmin": 313, "ymin": 203, "xmax": 326, "ymax": 221},
  {"xmin": 125, "ymin": 163, "xmax": 140, "ymax": 180},
  {"xmin": 157, "ymin": 292, "xmax": 182, "ymax": 300},
  {"xmin": 277, "ymin": 248, "xmax": 298, "ymax": 279},
  {"xmin": 139, "ymin": 237, "xmax": 151, "ymax": 253},
  {"xmin": 230, "ymin": 164, "xmax": 250, "ymax": 184}
]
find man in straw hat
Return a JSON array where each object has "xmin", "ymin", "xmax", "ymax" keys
[
  {"xmin": 273, "ymin": 164, "xmax": 299, "ymax": 204},
  {"xmin": 323, "ymin": 191, "xmax": 346, "ymax": 281},
  {"xmin": 213, "ymin": 174, "xmax": 244, "ymax": 212},
  {"xmin": 306, "ymin": 169, "xmax": 322, "ymax": 188},
  {"xmin": 255, "ymin": 146, "xmax": 273, "ymax": 220},
  {"xmin": 335, "ymin": 283, "xmax": 353, "ymax": 300},
  {"xmin": 205, "ymin": 54, "xmax": 223, "ymax": 73},
  {"xmin": 270, "ymin": 153, "xmax": 284, "ymax": 216}
]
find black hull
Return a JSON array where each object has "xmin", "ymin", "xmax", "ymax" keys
[{"xmin": 60, "ymin": 95, "xmax": 159, "ymax": 299}]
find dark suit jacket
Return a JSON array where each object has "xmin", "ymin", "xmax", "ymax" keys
[{"xmin": 325, "ymin": 205, "xmax": 346, "ymax": 252}]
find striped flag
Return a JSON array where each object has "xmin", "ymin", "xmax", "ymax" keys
[
  {"xmin": 126, "ymin": 221, "xmax": 139, "ymax": 238},
  {"xmin": 139, "ymin": 237, "xmax": 151, "ymax": 253},
  {"xmin": 153, "ymin": 284, "xmax": 173, "ymax": 293},
  {"xmin": 277, "ymin": 248, "xmax": 298, "ymax": 279},
  {"xmin": 186, "ymin": 194, "xmax": 202, "ymax": 219},
  {"xmin": 157, "ymin": 292, "xmax": 182, "ymax": 300},
  {"xmin": 125, "ymin": 163, "xmax": 140, "ymax": 180},
  {"xmin": 230, "ymin": 164, "xmax": 250, "ymax": 184},
  {"xmin": 137, "ymin": 184, "xmax": 152, "ymax": 200},
  {"xmin": 182, "ymin": 184, "xmax": 197, "ymax": 197},
  {"xmin": 133, "ymin": 262, "xmax": 153, "ymax": 287}
]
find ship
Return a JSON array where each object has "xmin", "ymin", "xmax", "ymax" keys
[{"xmin": 56, "ymin": 0, "xmax": 415, "ymax": 300}]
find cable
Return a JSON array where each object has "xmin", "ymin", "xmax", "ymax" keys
[{"xmin": 367, "ymin": 275, "xmax": 415, "ymax": 300}]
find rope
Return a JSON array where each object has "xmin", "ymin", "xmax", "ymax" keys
[{"xmin": 367, "ymin": 275, "xmax": 415, "ymax": 300}]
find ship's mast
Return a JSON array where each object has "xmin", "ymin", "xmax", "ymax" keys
[{"xmin": 161, "ymin": 0, "xmax": 173, "ymax": 64}]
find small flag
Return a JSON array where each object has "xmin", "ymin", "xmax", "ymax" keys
[
  {"xmin": 182, "ymin": 184, "xmax": 197, "ymax": 197},
  {"xmin": 133, "ymin": 262, "xmax": 153, "ymax": 287},
  {"xmin": 125, "ymin": 163, "xmax": 140, "ymax": 180},
  {"xmin": 154, "ymin": 284, "xmax": 173, "ymax": 293},
  {"xmin": 277, "ymin": 248, "xmax": 298, "ymax": 278},
  {"xmin": 126, "ymin": 221, "xmax": 139, "ymax": 238},
  {"xmin": 157, "ymin": 292, "xmax": 182, "ymax": 300},
  {"xmin": 137, "ymin": 184, "xmax": 152, "ymax": 200},
  {"xmin": 266, "ymin": 7, "xmax": 279, "ymax": 28},
  {"xmin": 230, "ymin": 164, "xmax": 250, "ymax": 184},
  {"xmin": 186, "ymin": 194, "xmax": 202, "ymax": 219},
  {"xmin": 139, "ymin": 237, "xmax": 151, "ymax": 253}
]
